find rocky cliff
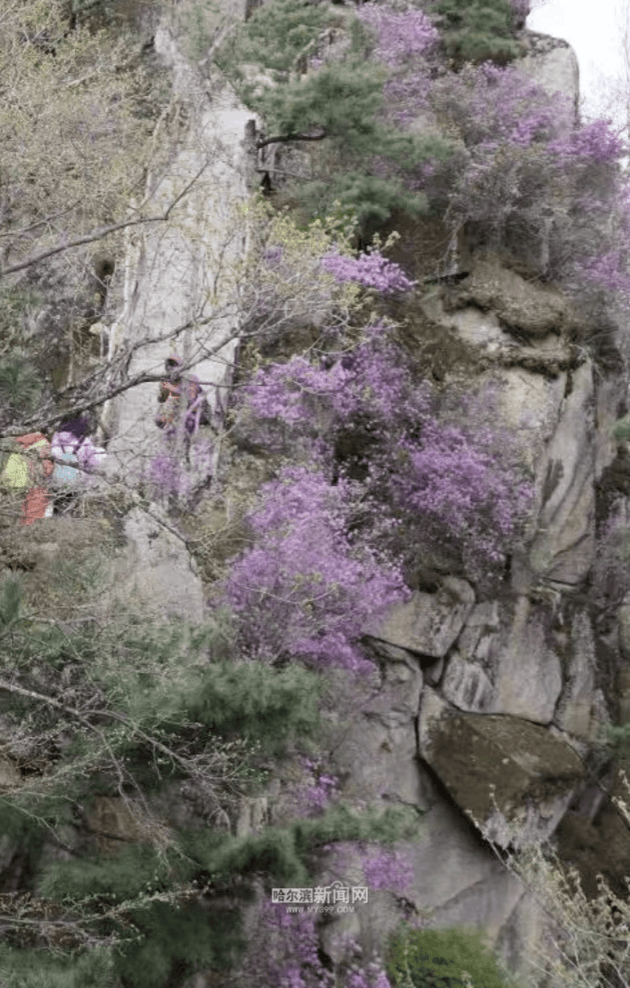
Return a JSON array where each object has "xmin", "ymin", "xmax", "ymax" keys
[{"xmin": 2, "ymin": 3, "xmax": 630, "ymax": 987}]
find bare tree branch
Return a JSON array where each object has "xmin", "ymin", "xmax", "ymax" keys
[
  {"xmin": 0, "ymin": 161, "xmax": 211, "ymax": 278},
  {"xmin": 256, "ymin": 130, "xmax": 327, "ymax": 149}
]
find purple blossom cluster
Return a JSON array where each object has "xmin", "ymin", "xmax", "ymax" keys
[
  {"xmin": 361, "ymin": 846, "xmax": 413, "ymax": 897},
  {"xmin": 251, "ymin": 903, "xmax": 334, "ymax": 988},
  {"xmin": 355, "ymin": 4, "xmax": 439, "ymax": 68},
  {"xmin": 390, "ymin": 425, "xmax": 533, "ymax": 566},
  {"xmin": 286, "ymin": 758, "xmax": 340, "ymax": 817},
  {"xmin": 238, "ymin": 331, "xmax": 532, "ymax": 581},
  {"xmin": 574, "ymin": 248, "xmax": 630, "ymax": 301},
  {"xmin": 421, "ymin": 61, "xmax": 630, "ymax": 306},
  {"xmin": 548, "ymin": 118, "xmax": 627, "ymax": 165},
  {"xmin": 345, "ymin": 964, "xmax": 392, "ymax": 988},
  {"xmin": 143, "ymin": 438, "xmax": 213, "ymax": 503},
  {"xmin": 146, "ymin": 452, "xmax": 188, "ymax": 499},
  {"xmin": 222, "ymin": 466, "xmax": 409, "ymax": 673},
  {"xmin": 241, "ymin": 330, "xmax": 428, "ymax": 438},
  {"xmin": 355, "ymin": 4, "xmax": 437, "ymax": 124},
  {"xmin": 322, "ymin": 251, "xmax": 415, "ymax": 294},
  {"xmin": 248, "ymin": 904, "xmax": 394, "ymax": 988},
  {"xmin": 431, "ymin": 62, "xmax": 567, "ymax": 152}
]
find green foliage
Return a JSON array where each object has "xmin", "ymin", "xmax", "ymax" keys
[
  {"xmin": 118, "ymin": 901, "xmax": 242, "ymax": 988},
  {"xmin": 217, "ymin": 1, "xmax": 455, "ymax": 235},
  {"xmin": 386, "ymin": 925, "xmax": 517, "ymax": 988},
  {"xmin": 605, "ymin": 723, "xmax": 630, "ymax": 760},
  {"xmin": 181, "ymin": 803, "xmax": 417, "ymax": 887},
  {"xmin": 0, "ymin": 354, "xmax": 43, "ymax": 420},
  {"xmin": 614, "ymin": 416, "xmax": 630, "ymax": 442},
  {"xmin": 434, "ymin": 0, "xmax": 521, "ymax": 65},
  {"xmin": 227, "ymin": 0, "xmax": 330, "ymax": 76},
  {"xmin": 185, "ymin": 661, "xmax": 322, "ymax": 751},
  {"xmin": 298, "ymin": 172, "xmax": 428, "ymax": 240},
  {"xmin": 37, "ymin": 843, "xmax": 181, "ymax": 901},
  {"xmin": 251, "ymin": 60, "xmax": 386, "ymax": 143},
  {"xmin": 292, "ymin": 803, "xmax": 421, "ymax": 856},
  {"xmin": 0, "ymin": 576, "xmax": 23, "ymax": 629},
  {"xmin": 0, "ymin": 945, "xmax": 115, "ymax": 988},
  {"xmin": 0, "ymin": 798, "xmax": 47, "ymax": 852}
]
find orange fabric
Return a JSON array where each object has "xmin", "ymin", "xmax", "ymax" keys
[
  {"xmin": 15, "ymin": 434, "xmax": 53, "ymax": 524},
  {"xmin": 15, "ymin": 432, "xmax": 47, "ymax": 449},
  {"xmin": 15, "ymin": 434, "xmax": 53, "ymax": 477},
  {"xmin": 21, "ymin": 487, "xmax": 51, "ymax": 526}
]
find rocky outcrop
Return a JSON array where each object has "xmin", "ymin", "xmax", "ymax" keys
[
  {"xmin": 331, "ymin": 655, "xmax": 425, "ymax": 808},
  {"xmin": 418, "ymin": 689, "xmax": 585, "ymax": 848},
  {"xmin": 104, "ymin": 23, "xmax": 252, "ymax": 484},
  {"xmin": 367, "ymin": 577, "xmax": 475, "ymax": 658},
  {"xmin": 449, "ymin": 256, "xmax": 575, "ymax": 337},
  {"xmin": 519, "ymin": 33, "xmax": 580, "ymax": 118},
  {"xmin": 528, "ymin": 361, "xmax": 596, "ymax": 586},
  {"xmin": 490, "ymin": 597, "xmax": 563, "ymax": 724}
]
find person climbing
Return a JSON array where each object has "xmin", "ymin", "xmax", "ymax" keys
[
  {"xmin": 155, "ymin": 355, "xmax": 206, "ymax": 436},
  {"xmin": 0, "ymin": 432, "xmax": 54, "ymax": 525},
  {"xmin": 50, "ymin": 417, "xmax": 106, "ymax": 514}
]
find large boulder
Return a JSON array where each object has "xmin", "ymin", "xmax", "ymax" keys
[
  {"xmin": 451, "ymin": 258, "xmax": 573, "ymax": 338},
  {"xmin": 518, "ymin": 35, "xmax": 580, "ymax": 119},
  {"xmin": 419, "ymin": 689, "xmax": 585, "ymax": 848},
  {"xmin": 366, "ymin": 578, "xmax": 475, "ymax": 659}
]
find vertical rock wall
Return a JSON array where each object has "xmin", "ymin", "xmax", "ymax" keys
[
  {"xmin": 104, "ymin": 17, "xmax": 254, "ymax": 486},
  {"xmin": 98, "ymin": 8, "xmax": 630, "ymax": 986}
]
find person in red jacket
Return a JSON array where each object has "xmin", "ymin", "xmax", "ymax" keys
[{"xmin": 155, "ymin": 355, "xmax": 204, "ymax": 435}]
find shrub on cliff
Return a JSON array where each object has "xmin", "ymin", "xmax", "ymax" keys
[
  {"xmin": 236, "ymin": 327, "xmax": 533, "ymax": 587},
  {"xmin": 433, "ymin": 0, "xmax": 522, "ymax": 65},
  {"xmin": 386, "ymin": 925, "xmax": 518, "ymax": 988},
  {"xmin": 216, "ymin": 0, "xmax": 453, "ymax": 235},
  {"xmin": 0, "ymin": 568, "xmax": 418, "ymax": 986}
]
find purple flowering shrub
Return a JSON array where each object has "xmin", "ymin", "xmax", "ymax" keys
[
  {"xmin": 355, "ymin": 4, "xmax": 438, "ymax": 126},
  {"xmin": 246, "ymin": 902, "xmax": 334, "ymax": 988},
  {"xmin": 244, "ymin": 902, "xmax": 394, "ymax": 988},
  {"xmin": 423, "ymin": 61, "xmax": 630, "ymax": 306},
  {"xmin": 284, "ymin": 758, "xmax": 341, "ymax": 818},
  {"xmin": 360, "ymin": 846, "xmax": 413, "ymax": 898},
  {"xmin": 325, "ymin": 842, "xmax": 413, "ymax": 900},
  {"xmin": 322, "ymin": 250, "xmax": 416, "ymax": 294},
  {"xmin": 141, "ymin": 437, "xmax": 214, "ymax": 505},
  {"xmin": 221, "ymin": 465, "xmax": 408, "ymax": 673},
  {"xmin": 237, "ymin": 328, "xmax": 532, "ymax": 583}
]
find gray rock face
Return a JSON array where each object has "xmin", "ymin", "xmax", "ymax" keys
[
  {"xmin": 111, "ymin": 507, "xmax": 205, "ymax": 623},
  {"xmin": 553, "ymin": 609, "xmax": 597, "ymax": 738},
  {"xmin": 519, "ymin": 36, "xmax": 580, "ymax": 119},
  {"xmin": 441, "ymin": 653, "xmax": 494, "ymax": 712},
  {"xmin": 418, "ymin": 689, "xmax": 585, "ymax": 848},
  {"xmin": 405, "ymin": 801, "xmax": 525, "ymax": 934},
  {"xmin": 458, "ymin": 601, "xmax": 500, "ymax": 663},
  {"xmin": 490, "ymin": 597, "xmax": 562, "ymax": 724},
  {"xmin": 331, "ymin": 656, "xmax": 426, "ymax": 808},
  {"xmin": 528, "ymin": 361, "xmax": 596, "ymax": 585},
  {"xmin": 618, "ymin": 594, "xmax": 630, "ymax": 661},
  {"xmin": 367, "ymin": 578, "xmax": 475, "ymax": 658},
  {"xmin": 104, "ymin": 24, "xmax": 251, "ymax": 483}
]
